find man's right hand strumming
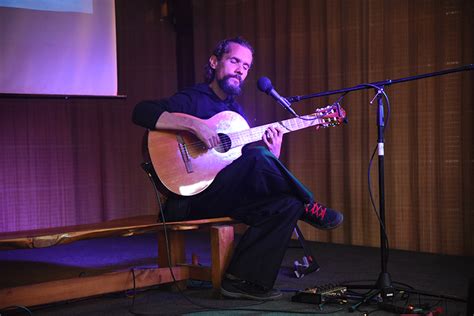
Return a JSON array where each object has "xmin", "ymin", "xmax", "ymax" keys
[{"xmin": 155, "ymin": 111, "xmax": 220, "ymax": 149}]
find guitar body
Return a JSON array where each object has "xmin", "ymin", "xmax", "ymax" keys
[{"xmin": 147, "ymin": 111, "xmax": 250, "ymax": 196}]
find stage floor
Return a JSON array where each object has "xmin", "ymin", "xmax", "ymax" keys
[{"xmin": 1, "ymin": 231, "xmax": 472, "ymax": 315}]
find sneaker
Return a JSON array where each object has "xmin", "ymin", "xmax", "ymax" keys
[
  {"xmin": 220, "ymin": 277, "xmax": 282, "ymax": 301},
  {"xmin": 302, "ymin": 202, "xmax": 343, "ymax": 230}
]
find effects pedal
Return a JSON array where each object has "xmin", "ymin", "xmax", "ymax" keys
[{"xmin": 292, "ymin": 284, "xmax": 347, "ymax": 305}]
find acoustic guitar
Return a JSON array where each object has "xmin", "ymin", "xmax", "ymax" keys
[{"xmin": 147, "ymin": 104, "xmax": 346, "ymax": 196}]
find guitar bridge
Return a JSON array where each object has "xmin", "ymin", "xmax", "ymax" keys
[{"xmin": 177, "ymin": 134, "xmax": 193, "ymax": 174}]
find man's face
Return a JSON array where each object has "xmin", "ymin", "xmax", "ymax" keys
[{"xmin": 211, "ymin": 43, "xmax": 253, "ymax": 96}]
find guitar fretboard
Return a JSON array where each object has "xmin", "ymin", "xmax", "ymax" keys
[{"xmin": 229, "ymin": 115, "xmax": 323, "ymax": 148}]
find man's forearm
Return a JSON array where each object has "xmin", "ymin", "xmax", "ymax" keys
[{"xmin": 155, "ymin": 111, "xmax": 198, "ymax": 132}]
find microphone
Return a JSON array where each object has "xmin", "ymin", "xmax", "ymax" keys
[{"xmin": 257, "ymin": 77, "xmax": 298, "ymax": 117}]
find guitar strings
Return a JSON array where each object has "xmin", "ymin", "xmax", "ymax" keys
[
  {"xmin": 182, "ymin": 104, "xmax": 347, "ymax": 154},
  {"xmin": 182, "ymin": 115, "xmax": 327, "ymax": 155},
  {"xmin": 183, "ymin": 124, "xmax": 292, "ymax": 154}
]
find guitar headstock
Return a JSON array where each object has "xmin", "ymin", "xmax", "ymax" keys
[{"xmin": 313, "ymin": 104, "xmax": 347, "ymax": 129}]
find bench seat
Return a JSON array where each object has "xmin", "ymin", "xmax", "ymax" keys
[{"xmin": 0, "ymin": 215, "xmax": 236, "ymax": 250}]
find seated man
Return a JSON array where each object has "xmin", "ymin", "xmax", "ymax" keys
[{"xmin": 132, "ymin": 36, "xmax": 343, "ymax": 301}]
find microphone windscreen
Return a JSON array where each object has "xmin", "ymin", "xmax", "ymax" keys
[{"xmin": 257, "ymin": 76, "xmax": 272, "ymax": 94}]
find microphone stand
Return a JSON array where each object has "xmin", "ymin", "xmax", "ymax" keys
[
  {"xmin": 285, "ymin": 64, "xmax": 473, "ymax": 309},
  {"xmin": 286, "ymin": 64, "xmax": 473, "ymax": 103}
]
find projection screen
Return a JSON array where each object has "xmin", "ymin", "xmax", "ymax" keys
[{"xmin": 0, "ymin": 0, "xmax": 117, "ymax": 96}]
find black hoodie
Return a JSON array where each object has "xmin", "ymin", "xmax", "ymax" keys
[{"xmin": 132, "ymin": 83, "xmax": 248, "ymax": 130}]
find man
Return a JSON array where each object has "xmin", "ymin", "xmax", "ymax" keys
[{"xmin": 132, "ymin": 37, "xmax": 343, "ymax": 300}]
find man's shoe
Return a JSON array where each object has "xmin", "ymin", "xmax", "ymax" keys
[
  {"xmin": 220, "ymin": 277, "xmax": 282, "ymax": 301},
  {"xmin": 302, "ymin": 202, "xmax": 343, "ymax": 230}
]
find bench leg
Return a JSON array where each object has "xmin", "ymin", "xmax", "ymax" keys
[
  {"xmin": 157, "ymin": 230, "xmax": 187, "ymax": 290},
  {"xmin": 157, "ymin": 230, "xmax": 185, "ymax": 267},
  {"xmin": 210, "ymin": 225, "xmax": 234, "ymax": 290}
]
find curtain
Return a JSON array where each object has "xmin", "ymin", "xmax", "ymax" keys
[{"xmin": 192, "ymin": 0, "xmax": 473, "ymax": 256}]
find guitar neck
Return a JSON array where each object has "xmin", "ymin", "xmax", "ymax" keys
[{"xmin": 230, "ymin": 114, "xmax": 322, "ymax": 148}]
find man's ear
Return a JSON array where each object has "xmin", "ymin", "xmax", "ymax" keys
[{"xmin": 209, "ymin": 55, "xmax": 218, "ymax": 69}]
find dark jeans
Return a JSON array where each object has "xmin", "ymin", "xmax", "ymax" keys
[{"xmin": 164, "ymin": 146, "xmax": 313, "ymax": 288}]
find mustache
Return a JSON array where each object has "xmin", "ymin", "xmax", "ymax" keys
[{"xmin": 224, "ymin": 74, "xmax": 242, "ymax": 83}]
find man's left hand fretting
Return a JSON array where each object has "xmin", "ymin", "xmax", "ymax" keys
[{"xmin": 263, "ymin": 126, "xmax": 283, "ymax": 158}]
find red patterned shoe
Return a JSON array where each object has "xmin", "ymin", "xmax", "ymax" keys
[{"xmin": 302, "ymin": 202, "xmax": 343, "ymax": 230}]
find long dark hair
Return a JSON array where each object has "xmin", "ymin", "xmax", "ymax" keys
[{"xmin": 204, "ymin": 36, "xmax": 255, "ymax": 83}]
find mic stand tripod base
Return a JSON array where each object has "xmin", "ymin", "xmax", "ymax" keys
[{"xmin": 343, "ymin": 272, "xmax": 396, "ymax": 312}]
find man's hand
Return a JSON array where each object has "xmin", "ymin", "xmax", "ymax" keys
[
  {"xmin": 155, "ymin": 112, "xmax": 220, "ymax": 149},
  {"xmin": 263, "ymin": 126, "xmax": 283, "ymax": 158},
  {"xmin": 190, "ymin": 120, "xmax": 220, "ymax": 149}
]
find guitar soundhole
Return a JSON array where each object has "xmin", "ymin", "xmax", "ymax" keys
[{"xmin": 216, "ymin": 133, "xmax": 231, "ymax": 153}]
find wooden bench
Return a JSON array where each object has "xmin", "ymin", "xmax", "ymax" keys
[{"xmin": 0, "ymin": 215, "xmax": 237, "ymax": 309}]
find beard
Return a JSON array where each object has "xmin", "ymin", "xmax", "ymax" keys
[{"xmin": 217, "ymin": 75, "xmax": 244, "ymax": 96}]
